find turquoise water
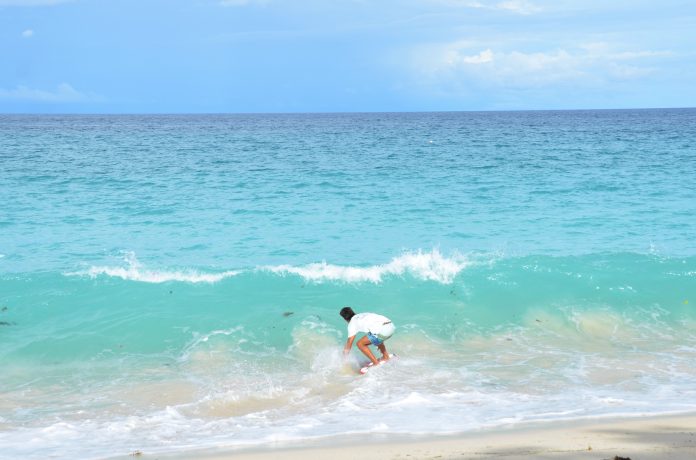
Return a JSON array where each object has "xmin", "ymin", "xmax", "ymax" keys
[{"xmin": 1, "ymin": 110, "xmax": 696, "ymax": 459}]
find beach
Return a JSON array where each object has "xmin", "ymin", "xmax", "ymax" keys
[
  {"xmin": 109, "ymin": 412, "xmax": 696, "ymax": 460},
  {"xmin": 3, "ymin": 0, "xmax": 696, "ymax": 458}
]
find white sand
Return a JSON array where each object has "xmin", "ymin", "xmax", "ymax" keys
[{"xmin": 110, "ymin": 412, "xmax": 696, "ymax": 460}]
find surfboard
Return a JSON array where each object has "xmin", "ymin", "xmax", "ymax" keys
[{"xmin": 359, "ymin": 353, "xmax": 397, "ymax": 375}]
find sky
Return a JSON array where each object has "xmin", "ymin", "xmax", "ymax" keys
[{"xmin": 1, "ymin": 0, "xmax": 695, "ymax": 113}]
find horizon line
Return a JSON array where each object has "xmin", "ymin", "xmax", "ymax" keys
[{"xmin": 1, "ymin": 106, "xmax": 695, "ymax": 116}]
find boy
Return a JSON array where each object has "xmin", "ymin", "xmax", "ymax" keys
[{"xmin": 340, "ymin": 306, "xmax": 395, "ymax": 365}]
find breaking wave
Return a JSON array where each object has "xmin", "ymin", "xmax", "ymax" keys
[
  {"xmin": 67, "ymin": 249, "xmax": 475, "ymax": 285},
  {"xmin": 263, "ymin": 249, "xmax": 473, "ymax": 284},
  {"xmin": 68, "ymin": 251, "xmax": 241, "ymax": 283}
]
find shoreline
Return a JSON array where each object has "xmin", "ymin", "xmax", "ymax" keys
[{"xmin": 107, "ymin": 411, "xmax": 696, "ymax": 460}]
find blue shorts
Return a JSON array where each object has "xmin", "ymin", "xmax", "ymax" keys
[{"xmin": 367, "ymin": 332, "xmax": 383, "ymax": 346}]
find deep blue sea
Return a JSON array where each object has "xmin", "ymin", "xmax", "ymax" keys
[{"xmin": 1, "ymin": 110, "xmax": 695, "ymax": 459}]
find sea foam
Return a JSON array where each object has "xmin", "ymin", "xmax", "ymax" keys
[
  {"xmin": 68, "ymin": 249, "xmax": 472, "ymax": 284},
  {"xmin": 263, "ymin": 249, "xmax": 471, "ymax": 284},
  {"xmin": 69, "ymin": 252, "xmax": 240, "ymax": 283}
]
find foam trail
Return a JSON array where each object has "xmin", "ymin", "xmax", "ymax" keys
[
  {"xmin": 68, "ymin": 252, "xmax": 240, "ymax": 283},
  {"xmin": 264, "ymin": 249, "xmax": 471, "ymax": 284}
]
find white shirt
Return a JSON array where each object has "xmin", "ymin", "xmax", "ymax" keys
[{"xmin": 347, "ymin": 312, "xmax": 394, "ymax": 339}]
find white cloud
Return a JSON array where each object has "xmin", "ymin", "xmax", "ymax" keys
[
  {"xmin": 21, "ymin": 29, "xmax": 34, "ymax": 38},
  {"xmin": 459, "ymin": 48, "xmax": 493, "ymax": 64},
  {"xmin": 412, "ymin": 40, "xmax": 673, "ymax": 89},
  {"xmin": 0, "ymin": 83, "xmax": 100, "ymax": 102},
  {"xmin": 578, "ymin": 43, "xmax": 672, "ymax": 61},
  {"xmin": 495, "ymin": 0, "xmax": 540, "ymax": 15}
]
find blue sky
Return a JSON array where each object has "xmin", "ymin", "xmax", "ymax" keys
[{"xmin": 1, "ymin": 0, "xmax": 695, "ymax": 113}]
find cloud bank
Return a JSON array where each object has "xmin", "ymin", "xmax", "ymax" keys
[{"xmin": 411, "ymin": 41, "xmax": 674, "ymax": 89}]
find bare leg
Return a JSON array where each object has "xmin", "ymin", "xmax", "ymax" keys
[
  {"xmin": 377, "ymin": 343, "xmax": 389, "ymax": 361},
  {"xmin": 356, "ymin": 336, "xmax": 379, "ymax": 365}
]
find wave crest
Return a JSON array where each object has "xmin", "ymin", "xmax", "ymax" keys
[
  {"xmin": 264, "ymin": 250, "xmax": 470, "ymax": 284},
  {"xmin": 68, "ymin": 250, "xmax": 471, "ymax": 284},
  {"xmin": 68, "ymin": 252, "xmax": 240, "ymax": 284}
]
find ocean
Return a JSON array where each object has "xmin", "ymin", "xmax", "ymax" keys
[{"xmin": 1, "ymin": 110, "xmax": 695, "ymax": 459}]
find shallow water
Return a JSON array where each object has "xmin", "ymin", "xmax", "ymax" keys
[{"xmin": 1, "ymin": 110, "xmax": 695, "ymax": 459}]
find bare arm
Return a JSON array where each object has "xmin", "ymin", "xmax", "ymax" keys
[{"xmin": 343, "ymin": 335, "xmax": 356, "ymax": 357}]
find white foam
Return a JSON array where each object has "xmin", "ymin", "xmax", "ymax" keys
[
  {"xmin": 67, "ymin": 249, "xmax": 474, "ymax": 285},
  {"xmin": 264, "ymin": 249, "xmax": 471, "ymax": 284},
  {"xmin": 5, "ymin": 344, "xmax": 696, "ymax": 460},
  {"xmin": 69, "ymin": 252, "xmax": 240, "ymax": 284},
  {"xmin": 390, "ymin": 392, "xmax": 433, "ymax": 407}
]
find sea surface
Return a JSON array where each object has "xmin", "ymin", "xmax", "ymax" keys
[{"xmin": 1, "ymin": 110, "xmax": 695, "ymax": 459}]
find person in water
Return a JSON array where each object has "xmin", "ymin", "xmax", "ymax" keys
[{"xmin": 340, "ymin": 306, "xmax": 395, "ymax": 365}]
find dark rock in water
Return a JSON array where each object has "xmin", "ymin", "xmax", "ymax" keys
[
  {"xmin": 0, "ymin": 321, "xmax": 15, "ymax": 326},
  {"xmin": 613, "ymin": 456, "xmax": 632, "ymax": 460},
  {"xmin": 283, "ymin": 311, "xmax": 294, "ymax": 317},
  {"xmin": 1, "ymin": 306, "xmax": 7, "ymax": 312}
]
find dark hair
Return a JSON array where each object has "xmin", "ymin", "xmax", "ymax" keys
[{"xmin": 339, "ymin": 306, "xmax": 355, "ymax": 322}]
